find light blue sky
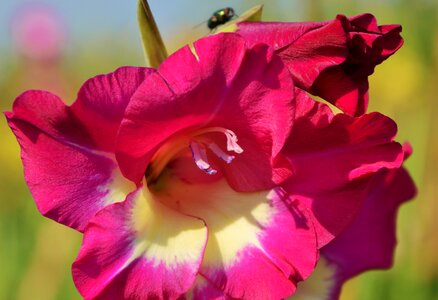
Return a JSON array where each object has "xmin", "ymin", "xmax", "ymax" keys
[
  {"xmin": 0, "ymin": 0, "xmax": 303, "ymax": 50},
  {"xmin": 0, "ymin": 0, "xmax": 413, "ymax": 53}
]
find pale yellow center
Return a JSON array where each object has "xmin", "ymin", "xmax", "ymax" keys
[
  {"xmin": 152, "ymin": 176, "xmax": 273, "ymax": 267},
  {"xmin": 140, "ymin": 127, "xmax": 274, "ymax": 267}
]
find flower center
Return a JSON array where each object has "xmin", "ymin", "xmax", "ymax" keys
[{"xmin": 147, "ymin": 127, "xmax": 243, "ymax": 185}]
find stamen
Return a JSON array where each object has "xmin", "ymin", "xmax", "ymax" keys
[
  {"xmin": 223, "ymin": 129, "xmax": 244, "ymax": 154},
  {"xmin": 148, "ymin": 127, "xmax": 244, "ymax": 182},
  {"xmin": 208, "ymin": 142, "xmax": 235, "ymax": 163},
  {"xmin": 189, "ymin": 141, "xmax": 217, "ymax": 175},
  {"xmin": 197, "ymin": 127, "xmax": 244, "ymax": 154}
]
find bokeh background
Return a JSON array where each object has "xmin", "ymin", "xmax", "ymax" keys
[{"xmin": 0, "ymin": 0, "xmax": 436, "ymax": 299}]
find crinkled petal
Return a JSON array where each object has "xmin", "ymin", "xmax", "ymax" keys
[
  {"xmin": 237, "ymin": 19, "xmax": 348, "ymax": 91},
  {"xmin": 5, "ymin": 94, "xmax": 136, "ymax": 232},
  {"xmin": 311, "ymin": 66, "xmax": 370, "ymax": 117},
  {"xmin": 283, "ymin": 89, "xmax": 404, "ymax": 247},
  {"xmin": 5, "ymin": 67, "xmax": 151, "ymax": 231},
  {"xmin": 379, "ymin": 24, "xmax": 404, "ymax": 58},
  {"xmin": 290, "ymin": 165, "xmax": 415, "ymax": 300},
  {"xmin": 319, "ymin": 166, "xmax": 416, "ymax": 299},
  {"xmin": 72, "ymin": 186, "xmax": 208, "ymax": 300},
  {"xmin": 116, "ymin": 33, "xmax": 294, "ymax": 190},
  {"xmin": 157, "ymin": 177, "xmax": 317, "ymax": 300},
  {"xmin": 347, "ymin": 13, "xmax": 379, "ymax": 32},
  {"xmin": 237, "ymin": 14, "xmax": 403, "ymax": 116},
  {"xmin": 7, "ymin": 90, "xmax": 94, "ymax": 147},
  {"xmin": 71, "ymin": 67, "xmax": 155, "ymax": 151},
  {"xmin": 313, "ymin": 14, "xmax": 403, "ymax": 116}
]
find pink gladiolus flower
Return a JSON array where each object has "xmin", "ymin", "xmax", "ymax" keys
[
  {"xmin": 6, "ymin": 31, "xmax": 413, "ymax": 299},
  {"xmin": 237, "ymin": 13, "xmax": 403, "ymax": 116}
]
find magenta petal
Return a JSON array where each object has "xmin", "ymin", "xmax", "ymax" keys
[
  {"xmin": 275, "ymin": 20, "xmax": 348, "ymax": 92},
  {"xmin": 117, "ymin": 33, "xmax": 294, "ymax": 190},
  {"xmin": 156, "ymin": 175, "xmax": 317, "ymax": 299},
  {"xmin": 71, "ymin": 66, "xmax": 154, "ymax": 151},
  {"xmin": 5, "ymin": 89, "xmax": 136, "ymax": 232},
  {"xmin": 7, "ymin": 90, "xmax": 94, "ymax": 147},
  {"xmin": 283, "ymin": 89, "xmax": 404, "ymax": 247},
  {"xmin": 311, "ymin": 66, "xmax": 369, "ymax": 116},
  {"xmin": 196, "ymin": 188, "xmax": 317, "ymax": 299},
  {"xmin": 115, "ymin": 34, "xmax": 244, "ymax": 183},
  {"xmin": 237, "ymin": 20, "xmax": 348, "ymax": 91},
  {"xmin": 6, "ymin": 116, "xmax": 119, "ymax": 232},
  {"xmin": 9, "ymin": 67, "xmax": 153, "ymax": 151},
  {"xmin": 321, "ymin": 166, "xmax": 416, "ymax": 299},
  {"xmin": 379, "ymin": 25, "xmax": 404, "ymax": 57},
  {"xmin": 348, "ymin": 13, "xmax": 379, "ymax": 32},
  {"xmin": 183, "ymin": 274, "xmax": 230, "ymax": 300},
  {"xmin": 73, "ymin": 187, "xmax": 207, "ymax": 300},
  {"xmin": 4, "ymin": 67, "xmax": 150, "ymax": 231},
  {"xmin": 238, "ymin": 14, "xmax": 403, "ymax": 116},
  {"xmin": 202, "ymin": 249, "xmax": 298, "ymax": 300},
  {"xmin": 237, "ymin": 21, "xmax": 326, "ymax": 51}
]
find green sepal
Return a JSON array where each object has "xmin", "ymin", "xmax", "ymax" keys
[{"xmin": 137, "ymin": 0, "xmax": 168, "ymax": 67}]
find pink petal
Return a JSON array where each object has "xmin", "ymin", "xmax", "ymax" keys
[
  {"xmin": 8, "ymin": 67, "xmax": 152, "ymax": 152},
  {"xmin": 311, "ymin": 66, "xmax": 369, "ymax": 116},
  {"xmin": 7, "ymin": 90, "xmax": 94, "ymax": 148},
  {"xmin": 196, "ymin": 189, "xmax": 317, "ymax": 300},
  {"xmin": 237, "ymin": 14, "xmax": 403, "ymax": 116},
  {"xmin": 73, "ymin": 186, "xmax": 208, "ymax": 300},
  {"xmin": 347, "ymin": 13, "xmax": 380, "ymax": 32},
  {"xmin": 320, "ymin": 166, "xmax": 416, "ymax": 299},
  {"xmin": 116, "ymin": 33, "xmax": 294, "ymax": 190},
  {"xmin": 237, "ymin": 21, "xmax": 326, "ymax": 50},
  {"xmin": 6, "ymin": 94, "xmax": 135, "ymax": 232},
  {"xmin": 237, "ymin": 20, "xmax": 348, "ymax": 92},
  {"xmin": 292, "ymin": 164, "xmax": 415, "ymax": 300},
  {"xmin": 283, "ymin": 89, "xmax": 404, "ymax": 247},
  {"xmin": 5, "ymin": 67, "xmax": 150, "ymax": 231},
  {"xmin": 183, "ymin": 274, "xmax": 230, "ymax": 300},
  {"xmin": 71, "ymin": 67, "xmax": 154, "ymax": 151},
  {"xmin": 157, "ymin": 176, "xmax": 317, "ymax": 299}
]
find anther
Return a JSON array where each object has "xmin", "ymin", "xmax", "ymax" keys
[
  {"xmin": 189, "ymin": 141, "xmax": 218, "ymax": 175},
  {"xmin": 208, "ymin": 142, "xmax": 235, "ymax": 163}
]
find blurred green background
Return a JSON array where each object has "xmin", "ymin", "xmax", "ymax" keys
[{"xmin": 0, "ymin": 0, "xmax": 436, "ymax": 299}]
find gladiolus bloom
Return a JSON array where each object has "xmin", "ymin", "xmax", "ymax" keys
[{"xmin": 6, "ymin": 29, "xmax": 413, "ymax": 299}]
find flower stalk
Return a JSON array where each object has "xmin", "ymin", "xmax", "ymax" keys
[{"xmin": 137, "ymin": 0, "xmax": 168, "ymax": 67}]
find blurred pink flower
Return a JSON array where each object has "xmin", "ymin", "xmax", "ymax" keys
[{"xmin": 10, "ymin": 3, "xmax": 67, "ymax": 62}]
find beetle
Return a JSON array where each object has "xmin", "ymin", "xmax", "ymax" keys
[{"xmin": 207, "ymin": 7, "xmax": 235, "ymax": 30}]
